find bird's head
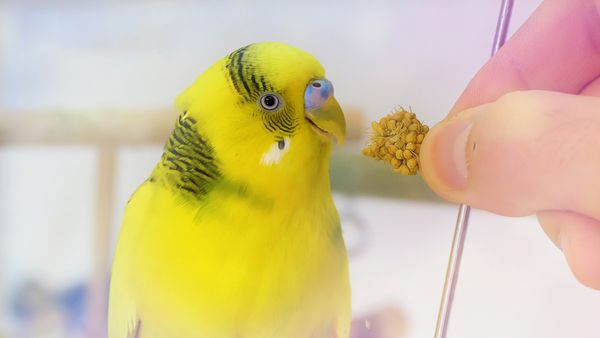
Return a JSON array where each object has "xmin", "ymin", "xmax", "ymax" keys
[{"xmin": 174, "ymin": 42, "xmax": 346, "ymax": 197}]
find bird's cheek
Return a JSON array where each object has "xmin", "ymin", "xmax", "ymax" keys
[{"xmin": 259, "ymin": 137, "xmax": 291, "ymax": 166}]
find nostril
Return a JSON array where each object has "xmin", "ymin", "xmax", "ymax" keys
[{"xmin": 312, "ymin": 82, "xmax": 321, "ymax": 88}]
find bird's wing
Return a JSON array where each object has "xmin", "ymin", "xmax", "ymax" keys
[
  {"xmin": 108, "ymin": 239, "xmax": 142, "ymax": 338},
  {"xmin": 128, "ymin": 320, "xmax": 142, "ymax": 338},
  {"xmin": 108, "ymin": 183, "xmax": 149, "ymax": 338},
  {"xmin": 107, "ymin": 261, "xmax": 141, "ymax": 338}
]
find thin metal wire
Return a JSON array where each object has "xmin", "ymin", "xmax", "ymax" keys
[
  {"xmin": 433, "ymin": 1, "xmax": 514, "ymax": 338},
  {"xmin": 492, "ymin": 0, "xmax": 515, "ymax": 57}
]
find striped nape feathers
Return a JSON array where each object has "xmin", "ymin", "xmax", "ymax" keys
[{"xmin": 155, "ymin": 112, "xmax": 221, "ymax": 198}]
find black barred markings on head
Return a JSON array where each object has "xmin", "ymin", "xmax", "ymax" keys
[{"xmin": 225, "ymin": 44, "xmax": 299, "ymax": 138}]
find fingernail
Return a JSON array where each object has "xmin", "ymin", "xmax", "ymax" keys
[{"xmin": 431, "ymin": 121, "xmax": 472, "ymax": 190}]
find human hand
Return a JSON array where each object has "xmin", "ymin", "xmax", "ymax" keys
[{"xmin": 420, "ymin": 0, "xmax": 600, "ymax": 289}]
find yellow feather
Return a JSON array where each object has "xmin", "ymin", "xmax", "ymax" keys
[{"xmin": 109, "ymin": 42, "xmax": 350, "ymax": 338}]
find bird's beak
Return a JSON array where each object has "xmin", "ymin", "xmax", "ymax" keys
[{"xmin": 304, "ymin": 79, "xmax": 346, "ymax": 145}]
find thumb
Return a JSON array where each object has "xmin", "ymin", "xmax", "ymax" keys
[
  {"xmin": 420, "ymin": 89, "xmax": 600, "ymax": 290},
  {"xmin": 420, "ymin": 90, "xmax": 600, "ymax": 219}
]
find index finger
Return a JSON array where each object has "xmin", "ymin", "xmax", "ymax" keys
[{"xmin": 451, "ymin": 0, "xmax": 600, "ymax": 114}]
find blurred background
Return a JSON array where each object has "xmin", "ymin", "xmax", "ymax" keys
[{"xmin": 1, "ymin": 0, "xmax": 600, "ymax": 337}]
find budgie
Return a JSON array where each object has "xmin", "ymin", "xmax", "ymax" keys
[{"xmin": 108, "ymin": 42, "xmax": 350, "ymax": 338}]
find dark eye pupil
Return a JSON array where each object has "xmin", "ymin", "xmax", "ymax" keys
[
  {"xmin": 259, "ymin": 93, "xmax": 281, "ymax": 111},
  {"xmin": 264, "ymin": 95, "xmax": 276, "ymax": 107}
]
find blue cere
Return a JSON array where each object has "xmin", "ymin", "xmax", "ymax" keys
[{"xmin": 304, "ymin": 79, "xmax": 334, "ymax": 110}]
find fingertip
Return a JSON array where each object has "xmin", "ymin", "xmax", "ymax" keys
[
  {"xmin": 420, "ymin": 104, "xmax": 492, "ymax": 201},
  {"xmin": 540, "ymin": 210, "xmax": 600, "ymax": 290},
  {"xmin": 420, "ymin": 120, "xmax": 471, "ymax": 199},
  {"xmin": 421, "ymin": 94, "xmax": 549, "ymax": 217},
  {"xmin": 561, "ymin": 214, "xmax": 600, "ymax": 290}
]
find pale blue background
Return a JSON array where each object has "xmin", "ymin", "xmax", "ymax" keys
[{"xmin": 2, "ymin": 1, "xmax": 599, "ymax": 338}]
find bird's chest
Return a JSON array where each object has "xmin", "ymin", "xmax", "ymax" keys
[{"xmin": 132, "ymin": 196, "xmax": 349, "ymax": 335}]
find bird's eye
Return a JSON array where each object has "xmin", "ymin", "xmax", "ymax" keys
[{"xmin": 259, "ymin": 93, "xmax": 282, "ymax": 112}]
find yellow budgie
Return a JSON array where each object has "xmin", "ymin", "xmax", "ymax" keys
[{"xmin": 108, "ymin": 42, "xmax": 350, "ymax": 338}]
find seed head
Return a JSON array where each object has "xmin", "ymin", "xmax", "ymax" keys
[{"xmin": 362, "ymin": 107, "xmax": 429, "ymax": 176}]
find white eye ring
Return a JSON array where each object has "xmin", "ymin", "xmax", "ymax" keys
[{"xmin": 259, "ymin": 93, "xmax": 282, "ymax": 112}]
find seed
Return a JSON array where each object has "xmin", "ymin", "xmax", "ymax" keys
[
  {"xmin": 394, "ymin": 165, "xmax": 410, "ymax": 175},
  {"xmin": 406, "ymin": 158, "xmax": 417, "ymax": 170},
  {"xmin": 395, "ymin": 150, "xmax": 404, "ymax": 159},
  {"xmin": 405, "ymin": 142, "xmax": 416, "ymax": 151},
  {"xmin": 406, "ymin": 132, "xmax": 417, "ymax": 143},
  {"xmin": 403, "ymin": 149, "xmax": 413, "ymax": 159},
  {"xmin": 417, "ymin": 134, "xmax": 424, "ymax": 143},
  {"xmin": 408, "ymin": 123, "xmax": 419, "ymax": 131},
  {"xmin": 372, "ymin": 121, "xmax": 383, "ymax": 135}
]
